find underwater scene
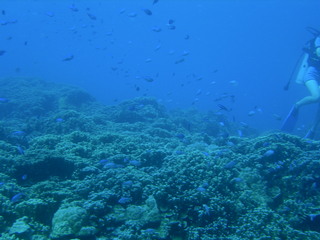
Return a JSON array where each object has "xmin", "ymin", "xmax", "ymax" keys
[{"xmin": 1, "ymin": 0, "xmax": 320, "ymax": 239}]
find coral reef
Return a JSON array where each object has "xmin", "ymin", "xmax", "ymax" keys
[{"xmin": 1, "ymin": 78, "xmax": 320, "ymax": 239}]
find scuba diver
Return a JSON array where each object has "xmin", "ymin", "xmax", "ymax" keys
[{"xmin": 282, "ymin": 27, "xmax": 320, "ymax": 139}]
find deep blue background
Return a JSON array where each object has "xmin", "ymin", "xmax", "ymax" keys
[{"xmin": 1, "ymin": 0, "xmax": 320, "ymax": 133}]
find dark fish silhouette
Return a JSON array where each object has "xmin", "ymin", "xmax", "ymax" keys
[
  {"xmin": 218, "ymin": 104, "xmax": 231, "ymax": 112},
  {"xmin": 142, "ymin": 8, "xmax": 152, "ymax": 15},
  {"xmin": 87, "ymin": 12, "xmax": 97, "ymax": 20},
  {"xmin": 62, "ymin": 55, "xmax": 74, "ymax": 61}
]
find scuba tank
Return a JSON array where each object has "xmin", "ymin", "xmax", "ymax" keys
[{"xmin": 284, "ymin": 27, "xmax": 320, "ymax": 90}]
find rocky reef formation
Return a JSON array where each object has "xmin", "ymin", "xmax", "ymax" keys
[{"xmin": 0, "ymin": 78, "xmax": 320, "ymax": 239}]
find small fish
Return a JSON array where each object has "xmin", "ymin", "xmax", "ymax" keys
[
  {"xmin": 99, "ymin": 159, "xmax": 110, "ymax": 164},
  {"xmin": 11, "ymin": 193, "xmax": 25, "ymax": 203},
  {"xmin": 154, "ymin": 44, "xmax": 161, "ymax": 51},
  {"xmin": 232, "ymin": 177, "xmax": 243, "ymax": 182},
  {"xmin": 56, "ymin": 118, "xmax": 64, "ymax": 122},
  {"xmin": 224, "ymin": 160, "xmax": 237, "ymax": 169},
  {"xmin": 168, "ymin": 19, "xmax": 175, "ymax": 24},
  {"xmin": 11, "ymin": 131, "xmax": 26, "ymax": 136},
  {"xmin": 103, "ymin": 162, "xmax": 121, "ymax": 169},
  {"xmin": 22, "ymin": 174, "xmax": 27, "ymax": 180},
  {"xmin": 153, "ymin": 0, "xmax": 159, "ymax": 5},
  {"xmin": 129, "ymin": 160, "xmax": 141, "ymax": 167},
  {"xmin": 143, "ymin": 76, "xmax": 154, "ymax": 82},
  {"xmin": 46, "ymin": 11, "xmax": 55, "ymax": 17},
  {"xmin": 87, "ymin": 12, "xmax": 97, "ymax": 20},
  {"xmin": 182, "ymin": 50, "xmax": 189, "ymax": 56},
  {"xmin": 0, "ymin": 50, "xmax": 6, "ymax": 56},
  {"xmin": 119, "ymin": 8, "xmax": 126, "ymax": 14},
  {"xmin": 218, "ymin": 104, "xmax": 231, "ymax": 112},
  {"xmin": 196, "ymin": 89, "xmax": 202, "ymax": 96},
  {"xmin": 229, "ymin": 80, "xmax": 238, "ymax": 86},
  {"xmin": 263, "ymin": 150, "xmax": 275, "ymax": 157},
  {"xmin": 196, "ymin": 187, "xmax": 206, "ymax": 192},
  {"xmin": 142, "ymin": 8, "xmax": 152, "ymax": 15},
  {"xmin": 176, "ymin": 133, "xmax": 185, "ymax": 139},
  {"xmin": 128, "ymin": 12, "xmax": 137, "ymax": 18},
  {"xmin": 142, "ymin": 228, "xmax": 157, "ymax": 234},
  {"xmin": 118, "ymin": 197, "xmax": 132, "ymax": 204},
  {"xmin": 152, "ymin": 26, "xmax": 162, "ymax": 32},
  {"xmin": 2, "ymin": 10, "xmax": 5, "ymax": 15},
  {"xmin": 62, "ymin": 55, "xmax": 74, "ymax": 61},
  {"xmin": 69, "ymin": 4, "xmax": 79, "ymax": 12},
  {"xmin": 175, "ymin": 58, "xmax": 185, "ymax": 64},
  {"xmin": 247, "ymin": 110, "xmax": 255, "ymax": 116},
  {"xmin": 167, "ymin": 25, "xmax": 176, "ymax": 30}
]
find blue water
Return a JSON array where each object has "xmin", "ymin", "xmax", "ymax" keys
[{"xmin": 1, "ymin": 0, "xmax": 320, "ymax": 132}]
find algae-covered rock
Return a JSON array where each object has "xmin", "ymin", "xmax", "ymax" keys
[
  {"xmin": 9, "ymin": 216, "xmax": 33, "ymax": 237},
  {"xmin": 50, "ymin": 206, "xmax": 89, "ymax": 239}
]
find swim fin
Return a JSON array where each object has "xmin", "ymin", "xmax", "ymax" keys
[
  {"xmin": 304, "ymin": 129, "xmax": 315, "ymax": 139},
  {"xmin": 281, "ymin": 105, "xmax": 299, "ymax": 133}
]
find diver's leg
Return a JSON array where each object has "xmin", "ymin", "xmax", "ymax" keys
[
  {"xmin": 282, "ymin": 80, "xmax": 319, "ymax": 133},
  {"xmin": 296, "ymin": 80, "xmax": 320, "ymax": 108},
  {"xmin": 304, "ymin": 85, "xmax": 320, "ymax": 139}
]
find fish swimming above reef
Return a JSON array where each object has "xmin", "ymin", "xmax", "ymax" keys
[
  {"xmin": 142, "ymin": 8, "xmax": 152, "ymax": 15},
  {"xmin": 69, "ymin": 4, "xmax": 79, "ymax": 12},
  {"xmin": 143, "ymin": 76, "xmax": 154, "ymax": 82},
  {"xmin": 62, "ymin": 54, "xmax": 74, "ymax": 61},
  {"xmin": 87, "ymin": 12, "xmax": 97, "ymax": 20},
  {"xmin": 218, "ymin": 104, "xmax": 231, "ymax": 112},
  {"xmin": 118, "ymin": 197, "xmax": 132, "ymax": 204}
]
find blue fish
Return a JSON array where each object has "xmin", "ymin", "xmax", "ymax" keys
[
  {"xmin": 129, "ymin": 160, "xmax": 141, "ymax": 167},
  {"xmin": 263, "ymin": 150, "xmax": 275, "ymax": 157},
  {"xmin": 69, "ymin": 4, "xmax": 79, "ymax": 12},
  {"xmin": 46, "ymin": 11, "xmax": 55, "ymax": 17},
  {"xmin": 87, "ymin": 12, "xmax": 97, "ymax": 20},
  {"xmin": 196, "ymin": 187, "xmax": 206, "ymax": 192},
  {"xmin": 118, "ymin": 197, "xmax": 132, "ymax": 204},
  {"xmin": 11, "ymin": 193, "xmax": 24, "ymax": 203},
  {"xmin": 0, "ymin": 50, "xmax": 6, "ymax": 56},
  {"xmin": 224, "ymin": 160, "xmax": 237, "ymax": 169},
  {"xmin": 11, "ymin": 131, "xmax": 26, "ymax": 136},
  {"xmin": 142, "ymin": 8, "xmax": 152, "ymax": 15},
  {"xmin": 62, "ymin": 54, "xmax": 74, "ymax": 61}
]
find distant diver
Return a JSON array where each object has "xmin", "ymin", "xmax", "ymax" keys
[{"xmin": 281, "ymin": 27, "xmax": 320, "ymax": 138}]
